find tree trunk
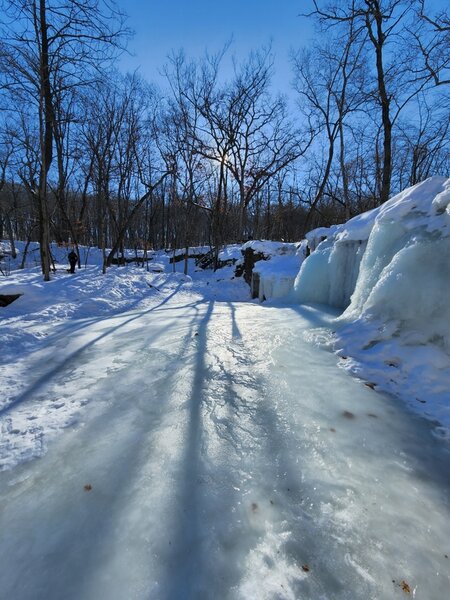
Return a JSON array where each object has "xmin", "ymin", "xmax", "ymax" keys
[
  {"xmin": 366, "ymin": 4, "xmax": 392, "ymax": 205},
  {"xmin": 5, "ymin": 214, "xmax": 16, "ymax": 259},
  {"xmin": 339, "ymin": 122, "xmax": 351, "ymax": 221},
  {"xmin": 38, "ymin": 0, "xmax": 53, "ymax": 281}
]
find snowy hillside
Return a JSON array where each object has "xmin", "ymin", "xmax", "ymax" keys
[{"xmin": 293, "ymin": 176, "xmax": 450, "ymax": 435}]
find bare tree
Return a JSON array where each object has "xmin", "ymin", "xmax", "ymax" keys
[
  {"xmin": 166, "ymin": 47, "xmax": 310, "ymax": 254},
  {"xmin": 0, "ymin": 131, "xmax": 16, "ymax": 258},
  {"xmin": 0, "ymin": 0, "xmax": 129, "ymax": 280},
  {"xmin": 223, "ymin": 50, "xmax": 309, "ymax": 239},
  {"xmin": 396, "ymin": 95, "xmax": 450, "ymax": 186},
  {"xmin": 161, "ymin": 53, "xmax": 214, "ymax": 271},
  {"xmin": 305, "ymin": 0, "xmax": 441, "ymax": 206},
  {"xmin": 293, "ymin": 16, "xmax": 366, "ymax": 223},
  {"xmin": 104, "ymin": 77, "xmax": 173, "ymax": 268},
  {"xmin": 413, "ymin": 0, "xmax": 450, "ymax": 86}
]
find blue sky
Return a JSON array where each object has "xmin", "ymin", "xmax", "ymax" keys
[
  {"xmin": 118, "ymin": 0, "xmax": 448, "ymax": 93},
  {"xmin": 118, "ymin": 0, "xmax": 313, "ymax": 92}
]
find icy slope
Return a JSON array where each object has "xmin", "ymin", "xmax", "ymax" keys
[{"xmin": 293, "ymin": 177, "xmax": 450, "ymax": 433}]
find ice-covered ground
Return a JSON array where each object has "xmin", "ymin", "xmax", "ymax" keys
[
  {"xmin": 1, "ymin": 293, "xmax": 449, "ymax": 599},
  {"xmin": 1, "ymin": 242, "xmax": 450, "ymax": 599}
]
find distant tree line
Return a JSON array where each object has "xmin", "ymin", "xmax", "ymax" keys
[{"xmin": 0, "ymin": 0, "xmax": 448, "ymax": 278}]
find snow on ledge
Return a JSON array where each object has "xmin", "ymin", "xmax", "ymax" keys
[{"xmin": 243, "ymin": 240, "xmax": 307, "ymax": 301}]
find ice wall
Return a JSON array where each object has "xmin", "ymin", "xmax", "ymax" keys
[
  {"xmin": 342, "ymin": 177, "xmax": 450, "ymax": 353},
  {"xmin": 292, "ymin": 238, "xmax": 367, "ymax": 308},
  {"xmin": 294, "ymin": 176, "xmax": 450, "ymax": 351},
  {"xmin": 294, "ymin": 177, "xmax": 450, "ymax": 428}
]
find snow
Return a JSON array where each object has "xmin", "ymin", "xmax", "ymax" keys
[
  {"xmin": 293, "ymin": 176, "xmax": 450, "ymax": 436},
  {"xmin": 241, "ymin": 239, "xmax": 298, "ymax": 256},
  {"xmin": 245, "ymin": 240, "xmax": 308, "ymax": 301},
  {"xmin": 0, "ymin": 244, "xmax": 249, "ymax": 471},
  {"xmin": 254, "ymin": 254, "xmax": 303, "ymax": 301},
  {"xmin": 305, "ymin": 225, "xmax": 339, "ymax": 251},
  {"xmin": 219, "ymin": 244, "xmax": 243, "ymax": 262},
  {"xmin": 1, "ymin": 291, "xmax": 449, "ymax": 599},
  {"xmin": 1, "ymin": 179, "xmax": 450, "ymax": 599},
  {"xmin": 169, "ymin": 245, "xmax": 213, "ymax": 258}
]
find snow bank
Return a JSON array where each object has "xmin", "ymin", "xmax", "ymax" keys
[
  {"xmin": 242, "ymin": 240, "xmax": 307, "ymax": 301},
  {"xmin": 305, "ymin": 224, "xmax": 339, "ymax": 251},
  {"xmin": 241, "ymin": 240, "xmax": 297, "ymax": 256},
  {"xmin": 294, "ymin": 176, "xmax": 450, "ymax": 434},
  {"xmin": 0, "ymin": 244, "xmax": 250, "ymax": 470},
  {"xmin": 218, "ymin": 244, "xmax": 242, "ymax": 262},
  {"xmin": 254, "ymin": 254, "xmax": 302, "ymax": 301}
]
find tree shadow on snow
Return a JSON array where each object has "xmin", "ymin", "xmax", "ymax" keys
[
  {"xmin": 0, "ymin": 281, "xmax": 188, "ymax": 418},
  {"xmin": 159, "ymin": 301, "xmax": 353, "ymax": 599},
  {"xmin": 0, "ymin": 297, "xmax": 211, "ymax": 600},
  {"xmin": 160, "ymin": 299, "xmax": 219, "ymax": 600}
]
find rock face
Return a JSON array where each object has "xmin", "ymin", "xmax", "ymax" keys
[
  {"xmin": 236, "ymin": 241, "xmax": 308, "ymax": 302},
  {"xmin": 240, "ymin": 248, "xmax": 266, "ymax": 285},
  {"xmin": 251, "ymin": 272, "xmax": 260, "ymax": 299},
  {"xmin": 0, "ymin": 293, "xmax": 22, "ymax": 307}
]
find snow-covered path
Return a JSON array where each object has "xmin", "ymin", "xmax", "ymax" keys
[{"xmin": 1, "ymin": 296, "xmax": 449, "ymax": 600}]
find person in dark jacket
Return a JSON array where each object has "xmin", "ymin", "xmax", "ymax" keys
[{"xmin": 68, "ymin": 250, "xmax": 78, "ymax": 274}]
